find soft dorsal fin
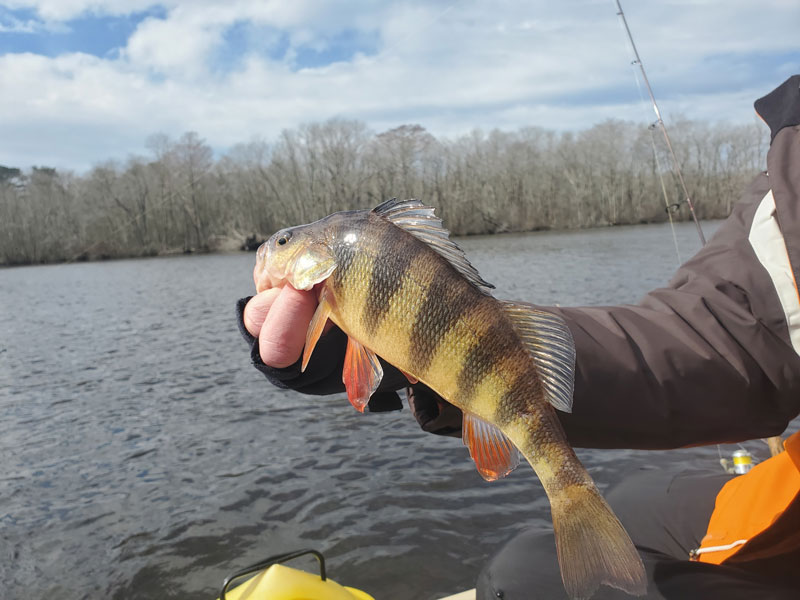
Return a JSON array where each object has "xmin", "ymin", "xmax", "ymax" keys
[
  {"xmin": 373, "ymin": 198, "xmax": 494, "ymax": 291},
  {"xmin": 501, "ymin": 301, "xmax": 576, "ymax": 413},
  {"xmin": 462, "ymin": 412, "xmax": 520, "ymax": 481}
]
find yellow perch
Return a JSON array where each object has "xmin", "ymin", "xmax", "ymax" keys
[{"xmin": 254, "ymin": 199, "xmax": 646, "ymax": 599}]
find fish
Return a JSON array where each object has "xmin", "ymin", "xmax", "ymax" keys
[{"xmin": 253, "ymin": 198, "xmax": 646, "ymax": 599}]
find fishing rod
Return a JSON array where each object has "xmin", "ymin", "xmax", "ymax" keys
[
  {"xmin": 614, "ymin": 2, "xmax": 785, "ymax": 467},
  {"xmin": 614, "ymin": 0, "xmax": 706, "ymax": 246}
]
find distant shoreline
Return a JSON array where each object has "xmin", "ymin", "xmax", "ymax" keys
[
  {"xmin": 0, "ymin": 217, "xmax": 720, "ymax": 268},
  {"xmin": 1, "ymin": 118, "xmax": 763, "ymax": 268}
]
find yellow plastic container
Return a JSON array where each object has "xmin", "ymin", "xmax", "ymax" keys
[{"xmin": 221, "ymin": 563, "xmax": 374, "ymax": 600}]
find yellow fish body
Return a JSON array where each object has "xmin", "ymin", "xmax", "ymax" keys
[{"xmin": 254, "ymin": 199, "xmax": 646, "ymax": 599}]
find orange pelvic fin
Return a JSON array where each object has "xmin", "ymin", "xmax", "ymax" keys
[
  {"xmin": 462, "ymin": 412, "xmax": 520, "ymax": 481},
  {"xmin": 342, "ymin": 337, "xmax": 384, "ymax": 412},
  {"xmin": 302, "ymin": 292, "xmax": 333, "ymax": 372}
]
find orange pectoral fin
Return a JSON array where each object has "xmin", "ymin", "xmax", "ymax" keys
[
  {"xmin": 463, "ymin": 412, "xmax": 520, "ymax": 481},
  {"xmin": 342, "ymin": 337, "xmax": 384, "ymax": 413},
  {"xmin": 301, "ymin": 292, "xmax": 333, "ymax": 372}
]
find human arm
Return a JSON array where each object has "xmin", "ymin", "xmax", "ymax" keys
[
  {"xmin": 555, "ymin": 83, "xmax": 800, "ymax": 448},
  {"xmin": 552, "ymin": 172, "xmax": 800, "ymax": 448}
]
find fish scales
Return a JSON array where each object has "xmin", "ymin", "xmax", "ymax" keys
[
  {"xmin": 330, "ymin": 214, "xmax": 440, "ymax": 361},
  {"xmin": 254, "ymin": 199, "xmax": 648, "ymax": 599},
  {"xmin": 332, "ymin": 217, "xmax": 598, "ymax": 512},
  {"xmin": 361, "ymin": 221, "xmax": 427, "ymax": 338},
  {"xmin": 332, "ymin": 214, "xmax": 555, "ymax": 440},
  {"xmin": 409, "ymin": 262, "xmax": 473, "ymax": 373}
]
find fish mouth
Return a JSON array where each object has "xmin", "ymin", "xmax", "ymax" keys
[{"xmin": 253, "ymin": 242, "xmax": 288, "ymax": 293}]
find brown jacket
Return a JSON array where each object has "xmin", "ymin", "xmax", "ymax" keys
[{"xmin": 557, "ymin": 76, "xmax": 800, "ymax": 449}]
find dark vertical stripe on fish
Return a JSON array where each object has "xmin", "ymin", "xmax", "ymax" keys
[
  {"xmin": 362, "ymin": 225, "xmax": 424, "ymax": 337},
  {"xmin": 410, "ymin": 263, "xmax": 472, "ymax": 374},
  {"xmin": 493, "ymin": 370, "xmax": 538, "ymax": 428},
  {"xmin": 456, "ymin": 310, "xmax": 516, "ymax": 403},
  {"xmin": 330, "ymin": 225, "xmax": 358, "ymax": 290}
]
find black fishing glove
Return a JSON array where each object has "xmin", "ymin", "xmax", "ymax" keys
[
  {"xmin": 236, "ymin": 296, "xmax": 405, "ymax": 412},
  {"xmin": 406, "ymin": 384, "xmax": 463, "ymax": 437}
]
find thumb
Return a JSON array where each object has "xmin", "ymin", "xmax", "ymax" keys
[{"xmin": 259, "ymin": 285, "xmax": 318, "ymax": 368}]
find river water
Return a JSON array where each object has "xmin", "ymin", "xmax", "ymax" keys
[{"xmin": 0, "ymin": 219, "xmax": 791, "ymax": 599}]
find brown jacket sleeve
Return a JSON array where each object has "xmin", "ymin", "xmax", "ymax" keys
[{"xmin": 555, "ymin": 125, "xmax": 800, "ymax": 449}]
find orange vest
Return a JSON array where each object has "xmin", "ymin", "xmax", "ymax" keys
[{"xmin": 692, "ymin": 431, "xmax": 800, "ymax": 564}]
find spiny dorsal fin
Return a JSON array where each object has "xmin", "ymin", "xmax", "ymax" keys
[
  {"xmin": 501, "ymin": 301, "xmax": 575, "ymax": 413},
  {"xmin": 462, "ymin": 412, "xmax": 520, "ymax": 481},
  {"xmin": 373, "ymin": 198, "xmax": 494, "ymax": 291}
]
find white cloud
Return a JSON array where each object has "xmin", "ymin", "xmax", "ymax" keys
[
  {"xmin": 123, "ymin": 10, "xmax": 224, "ymax": 75},
  {"xmin": 2, "ymin": 0, "xmax": 166, "ymax": 20},
  {"xmin": 0, "ymin": 16, "xmax": 38, "ymax": 32},
  {"xmin": 0, "ymin": 0, "xmax": 797, "ymax": 171}
]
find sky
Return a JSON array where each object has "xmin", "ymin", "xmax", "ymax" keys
[{"xmin": 0, "ymin": 0, "xmax": 798, "ymax": 172}]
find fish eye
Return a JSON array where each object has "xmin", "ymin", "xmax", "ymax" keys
[{"xmin": 276, "ymin": 232, "xmax": 292, "ymax": 246}]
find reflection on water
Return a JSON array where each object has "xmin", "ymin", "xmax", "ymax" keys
[{"xmin": 0, "ymin": 220, "xmax": 787, "ymax": 599}]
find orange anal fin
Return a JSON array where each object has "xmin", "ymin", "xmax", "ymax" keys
[
  {"xmin": 301, "ymin": 294, "xmax": 333, "ymax": 372},
  {"xmin": 400, "ymin": 369, "xmax": 418, "ymax": 384},
  {"xmin": 342, "ymin": 337, "xmax": 384, "ymax": 413},
  {"xmin": 463, "ymin": 412, "xmax": 520, "ymax": 481}
]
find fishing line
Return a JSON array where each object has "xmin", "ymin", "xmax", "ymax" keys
[
  {"xmin": 613, "ymin": 0, "xmax": 706, "ymax": 248},
  {"xmin": 365, "ymin": 0, "xmax": 467, "ymax": 64},
  {"xmin": 620, "ymin": 30, "xmax": 683, "ymax": 266}
]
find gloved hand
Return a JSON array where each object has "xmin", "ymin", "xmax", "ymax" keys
[
  {"xmin": 406, "ymin": 384, "xmax": 463, "ymax": 437},
  {"xmin": 240, "ymin": 288, "xmax": 461, "ymax": 426},
  {"xmin": 240, "ymin": 288, "xmax": 406, "ymax": 411},
  {"xmin": 242, "ymin": 286, "xmax": 320, "ymax": 368}
]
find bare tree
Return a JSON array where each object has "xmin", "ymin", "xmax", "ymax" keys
[{"xmin": 0, "ymin": 118, "xmax": 769, "ymax": 266}]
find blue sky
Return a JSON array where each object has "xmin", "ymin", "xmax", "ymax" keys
[
  {"xmin": 0, "ymin": 6, "xmax": 163, "ymax": 57},
  {"xmin": 0, "ymin": 0, "xmax": 798, "ymax": 172}
]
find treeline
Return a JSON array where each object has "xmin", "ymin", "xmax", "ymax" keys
[{"xmin": 0, "ymin": 118, "xmax": 768, "ymax": 266}]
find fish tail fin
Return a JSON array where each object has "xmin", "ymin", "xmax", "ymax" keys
[{"xmin": 550, "ymin": 484, "xmax": 647, "ymax": 599}]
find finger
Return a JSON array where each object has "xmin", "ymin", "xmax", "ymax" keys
[
  {"xmin": 367, "ymin": 391, "xmax": 403, "ymax": 412},
  {"xmin": 407, "ymin": 385, "xmax": 463, "ymax": 437},
  {"xmin": 426, "ymin": 400, "xmax": 463, "ymax": 437},
  {"xmin": 259, "ymin": 285, "xmax": 318, "ymax": 368},
  {"xmin": 243, "ymin": 288, "xmax": 282, "ymax": 338},
  {"xmin": 406, "ymin": 385, "xmax": 439, "ymax": 427}
]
